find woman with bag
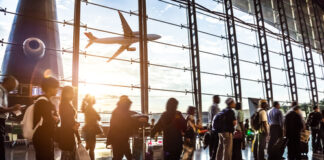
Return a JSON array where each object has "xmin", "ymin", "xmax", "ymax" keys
[
  {"xmin": 232, "ymin": 103, "xmax": 244, "ymax": 160},
  {"xmin": 32, "ymin": 77, "xmax": 60, "ymax": 160},
  {"xmin": 107, "ymin": 95, "xmax": 143, "ymax": 160},
  {"xmin": 81, "ymin": 94, "xmax": 102, "ymax": 160},
  {"xmin": 182, "ymin": 106, "xmax": 198, "ymax": 160},
  {"xmin": 59, "ymin": 86, "xmax": 81, "ymax": 160},
  {"xmin": 151, "ymin": 98, "xmax": 187, "ymax": 160}
]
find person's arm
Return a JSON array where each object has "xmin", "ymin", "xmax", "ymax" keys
[
  {"xmin": 151, "ymin": 115, "xmax": 164, "ymax": 138},
  {"xmin": 261, "ymin": 110, "xmax": 269, "ymax": 135},
  {"xmin": 0, "ymin": 104, "xmax": 21, "ymax": 114}
]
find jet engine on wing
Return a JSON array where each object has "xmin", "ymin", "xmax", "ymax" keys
[
  {"xmin": 127, "ymin": 47, "xmax": 136, "ymax": 51},
  {"xmin": 23, "ymin": 37, "xmax": 45, "ymax": 59}
]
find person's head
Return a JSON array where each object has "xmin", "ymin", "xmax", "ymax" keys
[
  {"xmin": 245, "ymin": 119, "xmax": 249, "ymax": 123},
  {"xmin": 117, "ymin": 95, "xmax": 132, "ymax": 111},
  {"xmin": 213, "ymin": 95, "xmax": 220, "ymax": 104},
  {"xmin": 313, "ymin": 106, "xmax": 320, "ymax": 112},
  {"xmin": 41, "ymin": 77, "xmax": 59, "ymax": 97},
  {"xmin": 293, "ymin": 106, "xmax": 301, "ymax": 114},
  {"xmin": 273, "ymin": 101, "xmax": 280, "ymax": 109},
  {"xmin": 291, "ymin": 101, "xmax": 298, "ymax": 108},
  {"xmin": 235, "ymin": 102, "xmax": 242, "ymax": 110},
  {"xmin": 187, "ymin": 106, "xmax": 196, "ymax": 115},
  {"xmin": 225, "ymin": 98, "xmax": 236, "ymax": 108},
  {"xmin": 258, "ymin": 99, "xmax": 268, "ymax": 109},
  {"xmin": 151, "ymin": 118, "xmax": 155, "ymax": 125},
  {"xmin": 2, "ymin": 75, "xmax": 19, "ymax": 92},
  {"xmin": 166, "ymin": 98, "xmax": 178, "ymax": 113},
  {"xmin": 61, "ymin": 86, "xmax": 74, "ymax": 101}
]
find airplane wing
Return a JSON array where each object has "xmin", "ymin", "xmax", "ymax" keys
[
  {"xmin": 118, "ymin": 11, "xmax": 133, "ymax": 37},
  {"xmin": 107, "ymin": 44, "xmax": 131, "ymax": 63}
]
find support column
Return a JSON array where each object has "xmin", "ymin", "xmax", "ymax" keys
[
  {"xmin": 277, "ymin": 0, "xmax": 298, "ymax": 102},
  {"xmin": 312, "ymin": 0, "xmax": 324, "ymax": 63},
  {"xmin": 253, "ymin": 0, "xmax": 274, "ymax": 105},
  {"xmin": 138, "ymin": 0, "xmax": 149, "ymax": 115},
  {"xmin": 187, "ymin": 0, "xmax": 202, "ymax": 122},
  {"xmin": 295, "ymin": 0, "xmax": 319, "ymax": 107},
  {"xmin": 224, "ymin": 0, "xmax": 242, "ymax": 104},
  {"xmin": 72, "ymin": 0, "xmax": 81, "ymax": 108}
]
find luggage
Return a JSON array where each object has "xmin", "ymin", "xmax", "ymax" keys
[
  {"xmin": 300, "ymin": 141, "xmax": 308, "ymax": 159},
  {"xmin": 212, "ymin": 108, "xmax": 229, "ymax": 133},
  {"xmin": 76, "ymin": 144, "xmax": 91, "ymax": 160},
  {"xmin": 268, "ymin": 137, "xmax": 288, "ymax": 159},
  {"xmin": 250, "ymin": 109, "xmax": 264, "ymax": 130},
  {"xmin": 21, "ymin": 96, "xmax": 48, "ymax": 140}
]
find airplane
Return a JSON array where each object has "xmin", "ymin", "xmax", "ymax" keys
[{"xmin": 84, "ymin": 11, "xmax": 161, "ymax": 63}]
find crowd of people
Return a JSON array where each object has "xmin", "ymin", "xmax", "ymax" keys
[{"xmin": 0, "ymin": 76, "xmax": 324, "ymax": 160}]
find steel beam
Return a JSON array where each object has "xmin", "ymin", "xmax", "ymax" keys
[
  {"xmin": 253, "ymin": 0, "xmax": 273, "ymax": 104},
  {"xmin": 72, "ymin": 0, "xmax": 81, "ymax": 108},
  {"xmin": 276, "ymin": 0, "xmax": 298, "ymax": 102},
  {"xmin": 295, "ymin": 0, "xmax": 318, "ymax": 107},
  {"xmin": 187, "ymin": 0, "xmax": 202, "ymax": 121},
  {"xmin": 312, "ymin": 0, "xmax": 324, "ymax": 61},
  {"xmin": 224, "ymin": 0, "xmax": 242, "ymax": 104},
  {"xmin": 138, "ymin": 0, "xmax": 149, "ymax": 114}
]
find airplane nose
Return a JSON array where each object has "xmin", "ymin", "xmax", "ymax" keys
[{"xmin": 154, "ymin": 34, "xmax": 161, "ymax": 40}]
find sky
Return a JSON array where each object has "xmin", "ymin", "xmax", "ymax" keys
[{"xmin": 0, "ymin": 0, "xmax": 323, "ymax": 114}]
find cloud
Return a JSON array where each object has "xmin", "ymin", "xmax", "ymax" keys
[{"xmin": 160, "ymin": 4, "xmax": 173, "ymax": 13}]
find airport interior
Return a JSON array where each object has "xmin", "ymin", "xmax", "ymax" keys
[{"xmin": 1, "ymin": 0, "xmax": 324, "ymax": 159}]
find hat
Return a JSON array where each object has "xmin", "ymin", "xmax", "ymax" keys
[
  {"xmin": 258, "ymin": 99, "xmax": 267, "ymax": 106},
  {"xmin": 225, "ymin": 98, "xmax": 234, "ymax": 106}
]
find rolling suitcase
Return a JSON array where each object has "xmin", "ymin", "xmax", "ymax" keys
[{"xmin": 268, "ymin": 137, "xmax": 288, "ymax": 159}]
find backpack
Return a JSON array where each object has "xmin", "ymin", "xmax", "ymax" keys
[
  {"xmin": 21, "ymin": 96, "xmax": 47, "ymax": 140},
  {"xmin": 308, "ymin": 112, "xmax": 321, "ymax": 127},
  {"xmin": 251, "ymin": 109, "xmax": 264, "ymax": 131},
  {"xmin": 212, "ymin": 108, "xmax": 229, "ymax": 133}
]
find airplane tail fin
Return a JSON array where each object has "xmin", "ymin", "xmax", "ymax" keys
[{"xmin": 84, "ymin": 32, "xmax": 97, "ymax": 48}]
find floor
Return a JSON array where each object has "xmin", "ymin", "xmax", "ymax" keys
[{"xmin": 4, "ymin": 140, "xmax": 324, "ymax": 160}]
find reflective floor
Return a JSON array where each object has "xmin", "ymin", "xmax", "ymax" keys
[{"xmin": 4, "ymin": 141, "xmax": 324, "ymax": 160}]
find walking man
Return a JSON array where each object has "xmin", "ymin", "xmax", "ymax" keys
[
  {"xmin": 285, "ymin": 106, "xmax": 304, "ymax": 160},
  {"xmin": 0, "ymin": 76, "xmax": 21, "ymax": 160},
  {"xmin": 215, "ymin": 98, "xmax": 236, "ymax": 160},
  {"xmin": 252, "ymin": 100, "xmax": 269, "ymax": 160},
  {"xmin": 307, "ymin": 106, "xmax": 322, "ymax": 153},
  {"xmin": 267, "ymin": 101, "xmax": 284, "ymax": 160},
  {"xmin": 209, "ymin": 95, "xmax": 220, "ymax": 160}
]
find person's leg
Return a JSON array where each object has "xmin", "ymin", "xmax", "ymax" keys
[
  {"xmin": 268, "ymin": 125, "xmax": 279, "ymax": 159},
  {"xmin": 87, "ymin": 135, "xmax": 96, "ymax": 160},
  {"xmin": 112, "ymin": 143, "xmax": 124, "ymax": 160},
  {"xmin": 210, "ymin": 132, "xmax": 219, "ymax": 160},
  {"xmin": 227, "ymin": 133, "xmax": 233, "ymax": 160},
  {"xmin": 222, "ymin": 132, "xmax": 231, "ymax": 160},
  {"xmin": 216, "ymin": 133, "xmax": 224, "ymax": 160},
  {"xmin": 258, "ymin": 133, "xmax": 266, "ymax": 160},
  {"xmin": 232, "ymin": 138, "xmax": 242, "ymax": 160},
  {"xmin": 209, "ymin": 132, "xmax": 215, "ymax": 159},
  {"xmin": 315, "ymin": 129, "xmax": 322, "ymax": 151},
  {"xmin": 124, "ymin": 141, "xmax": 133, "ymax": 160},
  {"xmin": 311, "ymin": 129, "xmax": 316, "ymax": 151},
  {"xmin": 253, "ymin": 133, "xmax": 259, "ymax": 160},
  {"xmin": 0, "ymin": 119, "xmax": 5, "ymax": 160}
]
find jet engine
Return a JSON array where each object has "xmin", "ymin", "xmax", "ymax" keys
[
  {"xmin": 23, "ymin": 37, "xmax": 45, "ymax": 58},
  {"xmin": 127, "ymin": 47, "xmax": 136, "ymax": 51}
]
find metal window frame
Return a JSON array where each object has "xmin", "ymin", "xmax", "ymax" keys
[
  {"xmin": 224, "ymin": 0, "xmax": 242, "ymax": 104},
  {"xmin": 295, "ymin": 0, "xmax": 319, "ymax": 107},
  {"xmin": 186, "ymin": 0, "xmax": 202, "ymax": 121},
  {"xmin": 253, "ymin": 0, "xmax": 274, "ymax": 104},
  {"xmin": 277, "ymin": 0, "xmax": 298, "ymax": 103}
]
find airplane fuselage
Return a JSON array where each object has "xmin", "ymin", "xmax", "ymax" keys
[{"xmin": 92, "ymin": 34, "xmax": 161, "ymax": 46}]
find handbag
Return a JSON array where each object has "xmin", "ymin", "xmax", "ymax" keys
[
  {"xmin": 76, "ymin": 144, "xmax": 91, "ymax": 160},
  {"xmin": 233, "ymin": 130, "xmax": 243, "ymax": 139}
]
